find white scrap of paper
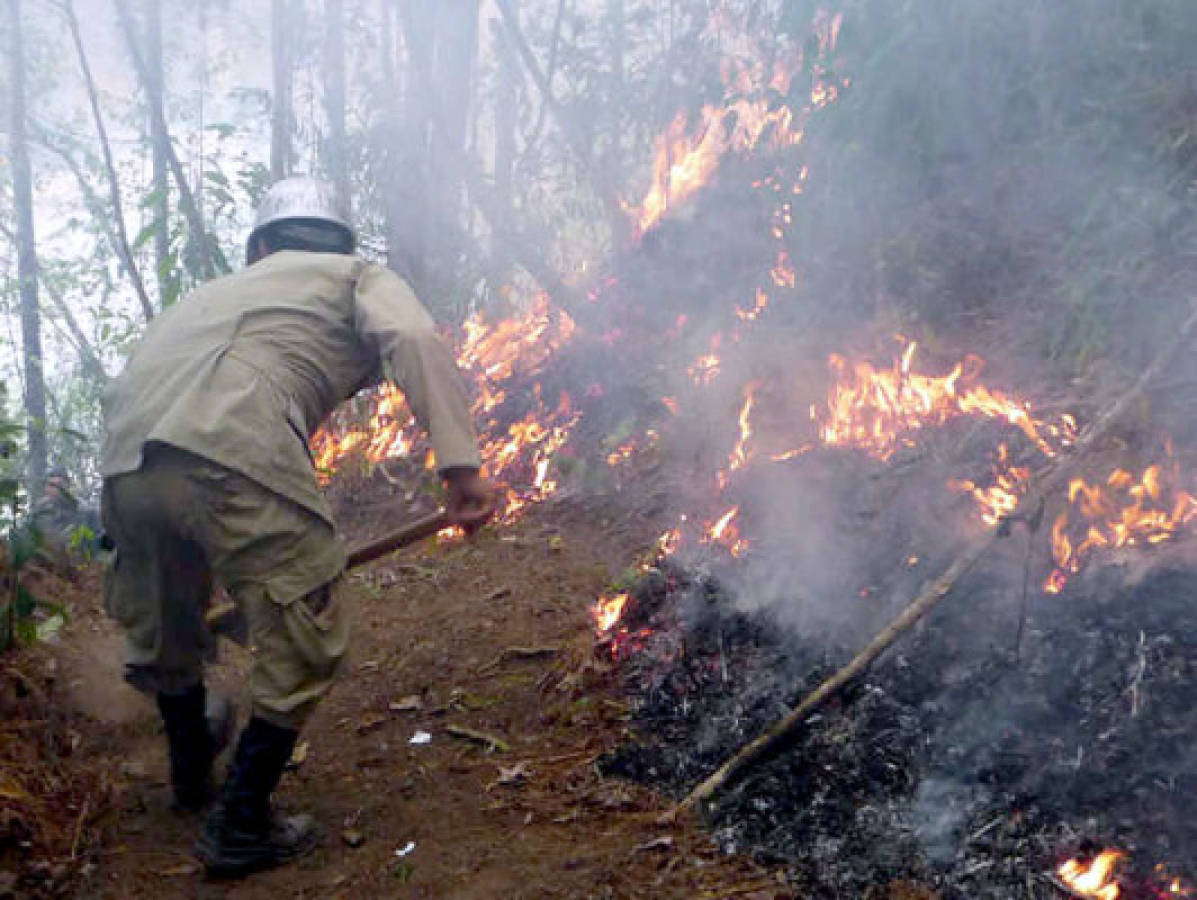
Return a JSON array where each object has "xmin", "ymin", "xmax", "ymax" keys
[
  {"xmin": 395, "ymin": 841, "xmax": 416, "ymax": 857},
  {"xmin": 409, "ymin": 730, "xmax": 432, "ymax": 745}
]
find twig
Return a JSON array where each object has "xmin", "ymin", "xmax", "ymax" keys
[
  {"xmin": 479, "ymin": 645, "xmax": 557, "ymax": 673},
  {"xmin": 698, "ymin": 880, "xmax": 784, "ymax": 898},
  {"xmin": 1128, "ymin": 629, "xmax": 1148, "ymax": 717},
  {"xmin": 669, "ymin": 300, "xmax": 1197, "ymax": 818},
  {"xmin": 1015, "ymin": 505, "xmax": 1039, "ymax": 660},
  {"xmin": 445, "ymin": 724, "xmax": 509, "ymax": 753},
  {"xmin": 69, "ymin": 798, "xmax": 89, "ymax": 859}
]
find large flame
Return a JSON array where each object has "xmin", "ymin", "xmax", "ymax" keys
[
  {"xmin": 312, "ymin": 292, "xmax": 580, "ymax": 521},
  {"xmin": 816, "ymin": 338, "xmax": 1075, "ymax": 461},
  {"xmin": 623, "ymin": 13, "xmax": 842, "ymax": 239}
]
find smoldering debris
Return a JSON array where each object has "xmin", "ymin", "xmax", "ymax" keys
[{"xmin": 599, "ymin": 557, "xmax": 1197, "ymax": 898}]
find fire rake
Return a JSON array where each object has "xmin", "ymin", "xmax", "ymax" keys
[{"xmin": 204, "ymin": 509, "xmax": 450, "ymax": 635}]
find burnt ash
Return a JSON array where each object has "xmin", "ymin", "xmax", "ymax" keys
[{"xmin": 599, "ymin": 559, "xmax": 1197, "ymax": 898}]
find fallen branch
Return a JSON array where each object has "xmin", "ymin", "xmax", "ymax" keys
[{"xmin": 671, "ymin": 301, "xmax": 1197, "ymax": 818}]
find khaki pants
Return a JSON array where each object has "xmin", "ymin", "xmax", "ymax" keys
[{"xmin": 101, "ymin": 444, "xmax": 348, "ymax": 729}]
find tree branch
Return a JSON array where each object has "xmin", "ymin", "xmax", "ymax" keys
[
  {"xmin": 519, "ymin": 0, "xmax": 564, "ymax": 156},
  {"xmin": 59, "ymin": 0, "xmax": 155, "ymax": 322},
  {"xmin": 112, "ymin": 0, "xmax": 230, "ymax": 279},
  {"xmin": 0, "ymin": 219, "xmax": 109, "ymax": 383},
  {"xmin": 494, "ymin": 0, "xmax": 627, "ymax": 238}
]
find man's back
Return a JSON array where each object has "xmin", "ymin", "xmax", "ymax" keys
[{"xmin": 103, "ymin": 251, "xmax": 390, "ymax": 523}]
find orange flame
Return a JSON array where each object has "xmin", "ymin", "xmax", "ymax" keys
[
  {"xmin": 592, "ymin": 592, "xmax": 630, "ymax": 634},
  {"xmin": 1045, "ymin": 462, "xmax": 1197, "ymax": 592},
  {"xmin": 1058, "ymin": 850, "xmax": 1124, "ymax": 899},
  {"xmin": 313, "ymin": 292, "xmax": 581, "ymax": 520},
  {"xmin": 815, "ymin": 338, "xmax": 1076, "ymax": 461},
  {"xmin": 624, "ymin": 13, "xmax": 841, "ymax": 238},
  {"xmin": 947, "ymin": 444, "xmax": 1031, "ymax": 526},
  {"xmin": 688, "ymin": 353, "xmax": 723, "ymax": 385},
  {"xmin": 703, "ymin": 506, "xmax": 749, "ymax": 558},
  {"xmin": 736, "ymin": 288, "xmax": 770, "ymax": 322}
]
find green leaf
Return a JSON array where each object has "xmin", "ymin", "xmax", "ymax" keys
[
  {"xmin": 132, "ymin": 221, "xmax": 158, "ymax": 251},
  {"xmin": 139, "ymin": 186, "xmax": 168, "ymax": 209}
]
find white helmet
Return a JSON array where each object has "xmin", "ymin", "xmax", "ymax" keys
[{"xmin": 246, "ymin": 176, "xmax": 355, "ymax": 261}]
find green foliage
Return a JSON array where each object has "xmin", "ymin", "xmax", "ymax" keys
[{"xmin": 0, "ymin": 519, "xmax": 70, "ymax": 653}]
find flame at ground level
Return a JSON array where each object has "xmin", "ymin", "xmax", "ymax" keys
[
  {"xmin": 592, "ymin": 592, "xmax": 630, "ymax": 634},
  {"xmin": 1058, "ymin": 850, "xmax": 1124, "ymax": 899}
]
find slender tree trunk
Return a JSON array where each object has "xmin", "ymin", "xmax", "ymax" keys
[
  {"xmin": 392, "ymin": 1, "xmax": 435, "ymax": 295},
  {"xmin": 62, "ymin": 0, "xmax": 156, "ymax": 322},
  {"xmin": 113, "ymin": 0, "xmax": 229, "ymax": 278},
  {"xmin": 7, "ymin": 0, "xmax": 48, "ymax": 500},
  {"xmin": 428, "ymin": 0, "xmax": 479, "ymax": 318},
  {"xmin": 145, "ymin": 0, "xmax": 176, "ymax": 306},
  {"xmin": 0, "ymin": 223, "xmax": 107, "ymax": 382},
  {"xmin": 271, "ymin": 0, "xmax": 293, "ymax": 181},
  {"xmin": 604, "ymin": 0, "xmax": 628, "ymax": 246},
  {"xmin": 491, "ymin": 0, "xmax": 518, "ymax": 296},
  {"xmin": 322, "ymin": 0, "xmax": 350, "ymax": 209}
]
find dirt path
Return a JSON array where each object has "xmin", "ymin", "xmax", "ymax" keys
[{"xmin": 53, "ymin": 503, "xmax": 789, "ymax": 899}]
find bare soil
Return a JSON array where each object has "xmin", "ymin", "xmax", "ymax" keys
[{"xmin": 32, "ymin": 500, "xmax": 792, "ymax": 899}]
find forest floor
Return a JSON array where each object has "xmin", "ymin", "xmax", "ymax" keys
[{"xmin": 17, "ymin": 496, "xmax": 798, "ymax": 899}]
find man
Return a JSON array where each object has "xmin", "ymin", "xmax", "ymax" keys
[
  {"xmin": 100, "ymin": 177, "xmax": 494, "ymax": 877},
  {"xmin": 31, "ymin": 467, "xmax": 97, "ymax": 564}
]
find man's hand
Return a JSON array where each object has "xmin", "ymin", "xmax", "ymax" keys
[{"xmin": 443, "ymin": 468, "xmax": 496, "ymax": 535}]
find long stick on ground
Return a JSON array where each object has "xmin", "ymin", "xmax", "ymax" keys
[{"xmin": 672, "ymin": 302, "xmax": 1197, "ymax": 818}]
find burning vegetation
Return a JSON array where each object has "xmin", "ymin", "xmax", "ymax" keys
[{"xmin": 307, "ymin": 4, "xmax": 1197, "ymax": 897}]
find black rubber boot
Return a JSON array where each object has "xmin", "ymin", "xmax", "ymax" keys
[
  {"xmin": 156, "ymin": 684, "xmax": 234, "ymax": 812},
  {"xmin": 195, "ymin": 717, "xmax": 319, "ymax": 878}
]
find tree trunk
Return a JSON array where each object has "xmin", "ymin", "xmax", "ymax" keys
[
  {"xmin": 391, "ymin": 0, "xmax": 435, "ymax": 294},
  {"xmin": 62, "ymin": 0, "xmax": 156, "ymax": 322},
  {"xmin": 271, "ymin": 0, "xmax": 293, "ymax": 182},
  {"xmin": 603, "ymin": 0, "xmax": 628, "ymax": 246},
  {"xmin": 7, "ymin": 0, "xmax": 48, "ymax": 500},
  {"xmin": 322, "ymin": 0, "xmax": 350, "ymax": 210},
  {"xmin": 491, "ymin": 0, "xmax": 518, "ymax": 298},
  {"xmin": 145, "ymin": 0, "xmax": 177, "ymax": 306},
  {"xmin": 114, "ymin": 0, "xmax": 229, "ymax": 279},
  {"xmin": 0, "ymin": 222, "xmax": 108, "ymax": 382},
  {"xmin": 428, "ymin": 0, "xmax": 479, "ymax": 318}
]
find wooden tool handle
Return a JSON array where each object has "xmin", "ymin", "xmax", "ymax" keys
[
  {"xmin": 205, "ymin": 510, "xmax": 451, "ymax": 635},
  {"xmin": 344, "ymin": 509, "xmax": 451, "ymax": 569}
]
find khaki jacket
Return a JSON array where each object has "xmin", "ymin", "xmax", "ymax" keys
[{"xmin": 101, "ymin": 251, "xmax": 481, "ymax": 525}]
